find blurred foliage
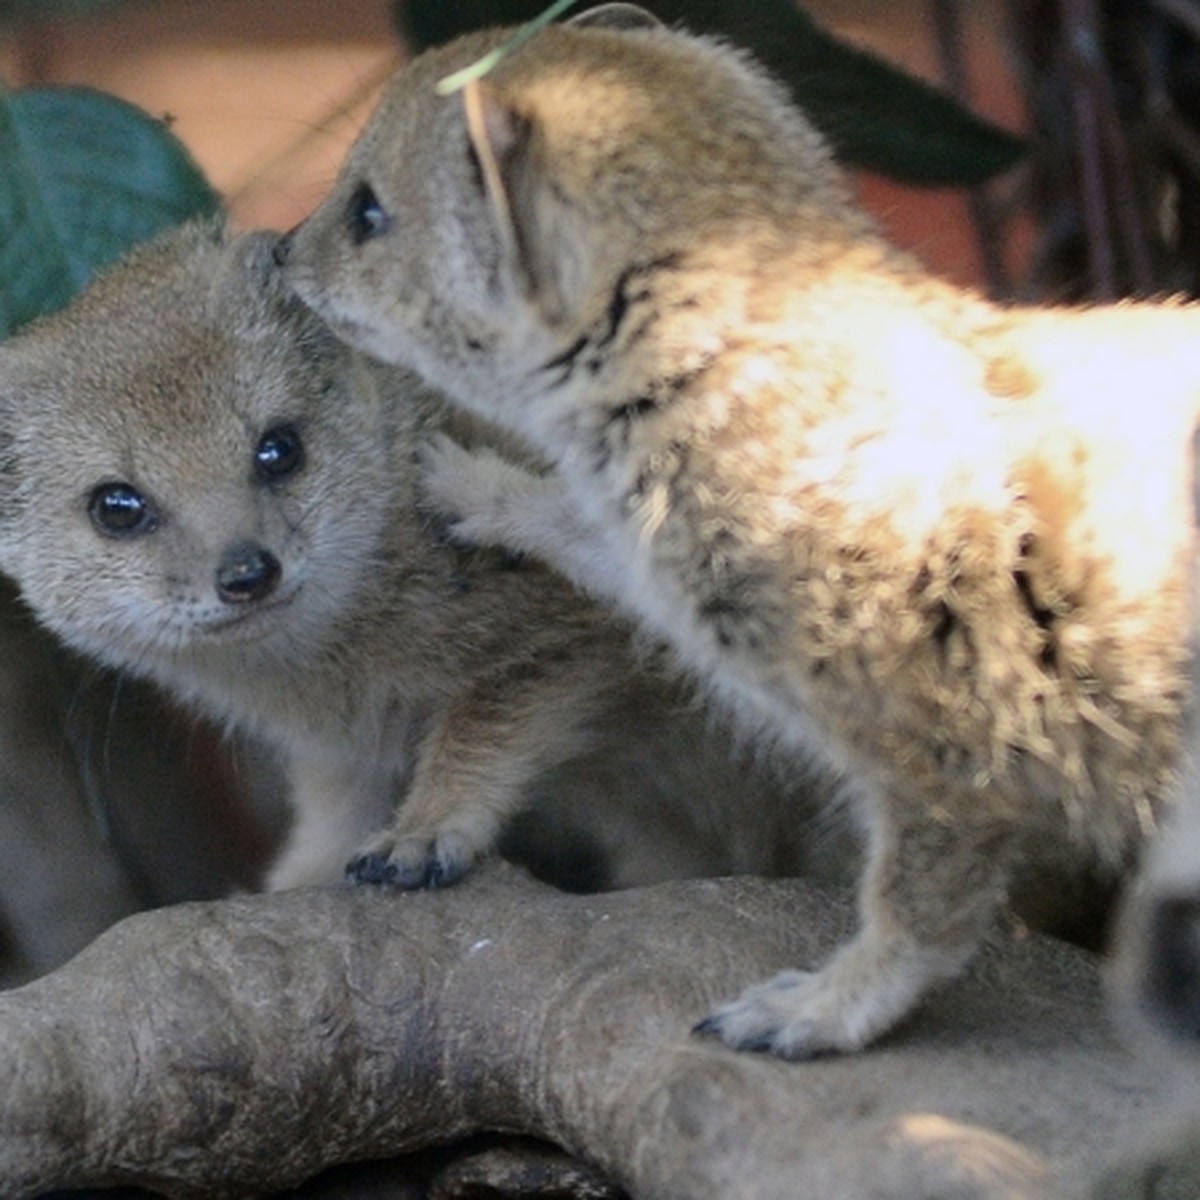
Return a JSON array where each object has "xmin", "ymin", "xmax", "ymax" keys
[
  {"xmin": 1012, "ymin": 0, "xmax": 1200, "ymax": 300},
  {"xmin": 397, "ymin": 0, "xmax": 1026, "ymax": 187},
  {"xmin": 12, "ymin": 0, "xmax": 1194, "ymax": 310},
  {"xmin": 0, "ymin": 0, "xmax": 143, "ymax": 23},
  {"xmin": 0, "ymin": 0, "xmax": 1029, "ymax": 342},
  {"xmin": 0, "ymin": 82, "xmax": 219, "ymax": 337}
]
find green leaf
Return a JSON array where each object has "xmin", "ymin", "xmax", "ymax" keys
[
  {"xmin": 0, "ymin": 81, "xmax": 221, "ymax": 338},
  {"xmin": 397, "ymin": 0, "xmax": 1024, "ymax": 186},
  {"xmin": 762, "ymin": 5, "xmax": 1025, "ymax": 188}
]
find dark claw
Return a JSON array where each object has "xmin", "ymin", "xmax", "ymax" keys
[
  {"xmin": 347, "ymin": 849, "xmax": 471, "ymax": 891},
  {"xmin": 737, "ymin": 1031, "xmax": 785, "ymax": 1056},
  {"xmin": 393, "ymin": 860, "xmax": 436, "ymax": 890},
  {"xmin": 271, "ymin": 231, "xmax": 294, "ymax": 266},
  {"xmin": 346, "ymin": 853, "xmax": 400, "ymax": 888},
  {"xmin": 693, "ymin": 1016, "xmax": 809, "ymax": 1058},
  {"xmin": 426, "ymin": 856, "xmax": 468, "ymax": 889},
  {"xmin": 425, "ymin": 511, "xmax": 473, "ymax": 551}
]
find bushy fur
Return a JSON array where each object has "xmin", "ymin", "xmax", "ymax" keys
[
  {"xmin": 281, "ymin": 5, "xmax": 1200, "ymax": 1055},
  {"xmin": 0, "ymin": 220, "xmax": 838, "ymax": 895}
]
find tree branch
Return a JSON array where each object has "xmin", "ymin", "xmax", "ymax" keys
[{"xmin": 0, "ymin": 864, "xmax": 1181, "ymax": 1198}]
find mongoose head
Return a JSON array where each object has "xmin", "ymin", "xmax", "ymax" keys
[
  {"xmin": 0, "ymin": 222, "xmax": 398, "ymax": 675},
  {"xmin": 280, "ymin": 3, "xmax": 861, "ymax": 441}
]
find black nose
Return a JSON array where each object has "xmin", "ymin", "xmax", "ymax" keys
[
  {"xmin": 272, "ymin": 232, "xmax": 294, "ymax": 267},
  {"xmin": 216, "ymin": 542, "xmax": 282, "ymax": 604}
]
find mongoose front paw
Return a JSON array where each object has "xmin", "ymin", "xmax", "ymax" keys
[
  {"xmin": 345, "ymin": 828, "xmax": 476, "ymax": 890},
  {"xmin": 694, "ymin": 970, "xmax": 846, "ymax": 1060},
  {"xmin": 418, "ymin": 433, "xmax": 547, "ymax": 552}
]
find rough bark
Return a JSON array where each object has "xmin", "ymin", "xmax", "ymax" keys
[{"xmin": 0, "ymin": 863, "xmax": 1181, "ymax": 1199}]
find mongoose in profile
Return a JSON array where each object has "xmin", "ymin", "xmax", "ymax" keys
[
  {"xmin": 0, "ymin": 220, "xmax": 839, "ymax": 897},
  {"xmin": 279, "ymin": 4, "xmax": 1200, "ymax": 1056}
]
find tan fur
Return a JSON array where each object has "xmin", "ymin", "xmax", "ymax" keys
[
  {"xmin": 0, "ymin": 220, "xmax": 842, "ymax": 898},
  {"xmin": 1113, "ymin": 424, "xmax": 1200, "ymax": 1055},
  {"xmin": 280, "ymin": 8, "xmax": 1200, "ymax": 1056}
]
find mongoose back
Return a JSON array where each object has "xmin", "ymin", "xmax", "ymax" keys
[
  {"xmin": 281, "ymin": 4, "xmax": 1200, "ymax": 1056},
  {"xmin": 0, "ymin": 220, "xmax": 839, "ymax": 897}
]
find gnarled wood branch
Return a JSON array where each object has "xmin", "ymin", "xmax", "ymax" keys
[{"xmin": 0, "ymin": 863, "xmax": 1180, "ymax": 1199}]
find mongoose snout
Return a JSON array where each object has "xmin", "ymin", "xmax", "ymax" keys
[{"xmin": 215, "ymin": 541, "xmax": 283, "ymax": 604}]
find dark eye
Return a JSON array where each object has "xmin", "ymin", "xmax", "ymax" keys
[
  {"xmin": 255, "ymin": 425, "xmax": 304, "ymax": 483},
  {"xmin": 348, "ymin": 182, "xmax": 391, "ymax": 245},
  {"xmin": 88, "ymin": 482, "xmax": 158, "ymax": 538}
]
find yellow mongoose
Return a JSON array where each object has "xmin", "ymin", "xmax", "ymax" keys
[
  {"xmin": 280, "ymin": 4, "xmax": 1200, "ymax": 1056},
  {"xmin": 0, "ymin": 220, "xmax": 836, "ymax": 897}
]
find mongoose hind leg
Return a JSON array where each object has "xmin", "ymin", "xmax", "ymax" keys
[{"xmin": 699, "ymin": 791, "xmax": 1015, "ymax": 1057}]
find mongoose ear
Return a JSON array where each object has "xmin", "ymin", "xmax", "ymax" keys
[
  {"xmin": 218, "ymin": 229, "xmax": 336, "ymax": 348},
  {"xmin": 568, "ymin": 3, "xmax": 662, "ymax": 31},
  {"xmin": 206, "ymin": 226, "xmax": 275, "ymax": 314},
  {"xmin": 231, "ymin": 230, "xmax": 281, "ymax": 278},
  {"xmin": 462, "ymin": 80, "xmax": 580, "ymax": 325},
  {"xmin": 224, "ymin": 229, "xmax": 292, "ymax": 302},
  {"xmin": 462, "ymin": 78, "xmax": 527, "ymax": 262}
]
